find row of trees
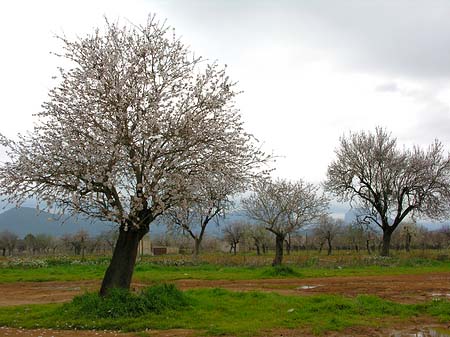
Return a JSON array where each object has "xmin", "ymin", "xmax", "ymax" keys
[
  {"xmin": 0, "ymin": 230, "xmax": 119, "ymax": 257},
  {"xmin": 0, "ymin": 16, "xmax": 449, "ymax": 293},
  {"xmin": 2, "ymin": 221, "xmax": 449, "ymax": 257}
]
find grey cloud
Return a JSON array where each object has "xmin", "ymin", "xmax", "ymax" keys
[
  {"xmin": 375, "ymin": 82, "xmax": 399, "ymax": 93},
  {"xmin": 162, "ymin": 0, "xmax": 450, "ymax": 80},
  {"xmin": 296, "ymin": 0, "xmax": 450, "ymax": 79}
]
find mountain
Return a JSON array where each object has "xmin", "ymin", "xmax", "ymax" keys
[
  {"xmin": 0, "ymin": 207, "xmax": 114, "ymax": 238},
  {"xmin": 0, "ymin": 207, "xmax": 254, "ymax": 238}
]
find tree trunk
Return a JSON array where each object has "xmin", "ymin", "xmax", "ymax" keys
[
  {"xmin": 366, "ymin": 239, "xmax": 371, "ymax": 255},
  {"xmin": 272, "ymin": 234, "xmax": 285, "ymax": 266},
  {"xmin": 318, "ymin": 241, "xmax": 324, "ymax": 254},
  {"xmin": 380, "ymin": 229, "xmax": 393, "ymax": 257},
  {"xmin": 285, "ymin": 233, "xmax": 291, "ymax": 255},
  {"xmin": 255, "ymin": 243, "xmax": 261, "ymax": 256},
  {"xmin": 193, "ymin": 238, "xmax": 201, "ymax": 260},
  {"xmin": 405, "ymin": 232, "xmax": 412, "ymax": 252},
  {"xmin": 233, "ymin": 242, "xmax": 237, "ymax": 255},
  {"xmin": 327, "ymin": 237, "xmax": 332, "ymax": 256},
  {"xmin": 100, "ymin": 226, "xmax": 148, "ymax": 296}
]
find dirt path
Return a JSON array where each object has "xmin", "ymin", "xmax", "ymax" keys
[
  {"xmin": 0, "ymin": 326, "xmax": 197, "ymax": 337},
  {"xmin": 174, "ymin": 272, "xmax": 450, "ymax": 303},
  {"xmin": 1, "ymin": 272, "xmax": 449, "ymax": 306},
  {"xmin": 1, "ymin": 273, "xmax": 450, "ymax": 336}
]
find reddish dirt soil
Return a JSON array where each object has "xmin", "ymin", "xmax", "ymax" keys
[
  {"xmin": 174, "ymin": 272, "xmax": 450, "ymax": 304},
  {"xmin": 1, "ymin": 272, "xmax": 449, "ymax": 307},
  {"xmin": 1, "ymin": 273, "xmax": 450, "ymax": 336}
]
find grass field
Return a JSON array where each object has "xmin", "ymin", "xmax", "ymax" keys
[
  {"xmin": 0, "ymin": 250, "xmax": 449, "ymax": 283},
  {"xmin": 0, "ymin": 288, "xmax": 449, "ymax": 336},
  {"xmin": 0, "ymin": 251, "xmax": 449, "ymax": 336}
]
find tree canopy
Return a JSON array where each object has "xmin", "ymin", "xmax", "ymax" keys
[
  {"xmin": 0, "ymin": 16, "xmax": 270, "ymax": 294},
  {"xmin": 325, "ymin": 127, "xmax": 450, "ymax": 256}
]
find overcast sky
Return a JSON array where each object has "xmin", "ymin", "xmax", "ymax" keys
[{"xmin": 1, "ymin": 0, "xmax": 450, "ymax": 217}]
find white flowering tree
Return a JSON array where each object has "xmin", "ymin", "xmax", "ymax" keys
[
  {"xmin": 0, "ymin": 16, "xmax": 269, "ymax": 295},
  {"xmin": 243, "ymin": 179, "xmax": 328, "ymax": 265},
  {"xmin": 164, "ymin": 173, "xmax": 234, "ymax": 258},
  {"xmin": 325, "ymin": 127, "xmax": 450, "ymax": 256}
]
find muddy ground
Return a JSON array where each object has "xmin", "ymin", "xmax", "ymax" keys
[{"xmin": 1, "ymin": 272, "xmax": 450, "ymax": 336}]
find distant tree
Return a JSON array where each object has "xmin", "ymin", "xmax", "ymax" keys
[
  {"xmin": 243, "ymin": 179, "xmax": 328, "ymax": 265},
  {"xmin": 222, "ymin": 221, "xmax": 245, "ymax": 255},
  {"xmin": 0, "ymin": 16, "xmax": 269, "ymax": 295},
  {"xmin": 437, "ymin": 225, "xmax": 450, "ymax": 249},
  {"xmin": 61, "ymin": 230, "xmax": 89, "ymax": 258},
  {"xmin": 34, "ymin": 234, "xmax": 55, "ymax": 253},
  {"xmin": 0, "ymin": 230, "xmax": 18, "ymax": 256},
  {"xmin": 246, "ymin": 224, "xmax": 271, "ymax": 255},
  {"xmin": 23, "ymin": 233, "xmax": 37, "ymax": 254},
  {"xmin": 164, "ymin": 175, "xmax": 234, "ymax": 258},
  {"xmin": 313, "ymin": 215, "xmax": 343, "ymax": 255},
  {"xmin": 348, "ymin": 211, "xmax": 381, "ymax": 255},
  {"xmin": 325, "ymin": 127, "xmax": 450, "ymax": 256},
  {"xmin": 99, "ymin": 229, "xmax": 119, "ymax": 254},
  {"xmin": 392, "ymin": 222, "xmax": 417, "ymax": 252}
]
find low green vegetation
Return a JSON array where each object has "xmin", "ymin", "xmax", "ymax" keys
[
  {"xmin": 0, "ymin": 253, "xmax": 449, "ymax": 283},
  {"xmin": 69, "ymin": 284, "xmax": 188, "ymax": 318},
  {"xmin": 0, "ymin": 285, "xmax": 448, "ymax": 336}
]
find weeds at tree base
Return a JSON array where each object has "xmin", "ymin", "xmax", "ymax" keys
[
  {"xmin": 65, "ymin": 284, "xmax": 188, "ymax": 318},
  {"xmin": 261, "ymin": 265, "xmax": 300, "ymax": 277}
]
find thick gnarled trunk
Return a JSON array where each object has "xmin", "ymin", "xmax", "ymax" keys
[
  {"xmin": 272, "ymin": 234, "xmax": 285, "ymax": 266},
  {"xmin": 100, "ymin": 226, "xmax": 148, "ymax": 296},
  {"xmin": 192, "ymin": 237, "xmax": 202, "ymax": 262},
  {"xmin": 380, "ymin": 228, "xmax": 393, "ymax": 257}
]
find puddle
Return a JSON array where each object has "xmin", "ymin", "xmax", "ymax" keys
[
  {"xmin": 390, "ymin": 328, "xmax": 450, "ymax": 337},
  {"xmin": 296, "ymin": 285, "xmax": 322, "ymax": 290}
]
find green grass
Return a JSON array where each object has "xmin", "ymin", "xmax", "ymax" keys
[
  {"xmin": 0, "ymin": 253, "xmax": 449, "ymax": 284},
  {"xmin": 0, "ymin": 286, "xmax": 448, "ymax": 336},
  {"xmin": 68, "ymin": 284, "xmax": 188, "ymax": 318},
  {"xmin": 1, "ymin": 261, "xmax": 449, "ymax": 284}
]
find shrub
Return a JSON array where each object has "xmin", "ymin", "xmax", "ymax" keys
[
  {"xmin": 261, "ymin": 265, "xmax": 300, "ymax": 277},
  {"xmin": 65, "ymin": 284, "xmax": 188, "ymax": 318}
]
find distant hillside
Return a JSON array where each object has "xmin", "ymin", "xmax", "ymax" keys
[
  {"xmin": 0, "ymin": 207, "xmax": 255, "ymax": 238},
  {"xmin": 0, "ymin": 207, "xmax": 114, "ymax": 238}
]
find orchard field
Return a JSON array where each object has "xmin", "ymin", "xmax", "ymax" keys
[{"xmin": 0, "ymin": 250, "xmax": 450, "ymax": 337}]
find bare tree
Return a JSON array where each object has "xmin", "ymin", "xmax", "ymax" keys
[
  {"xmin": 34, "ymin": 234, "xmax": 55, "ymax": 254},
  {"xmin": 0, "ymin": 230, "xmax": 18, "ymax": 256},
  {"xmin": 243, "ymin": 179, "xmax": 328, "ymax": 265},
  {"xmin": 344, "ymin": 218, "xmax": 378, "ymax": 254},
  {"xmin": 222, "ymin": 221, "xmax": 245, "ymax": 255},
  {"xmin": 313, "ymin": 215, "xmax": 342, "ymax": 255},
  {"xmin": 247, "ymin": 224, "xmax": 271, "ymax": 255},
  {"xmin": 164, "ymin": 175, "xmax": 234, "ymax": 258},
  {"xmin": 325, "ymin": 127, "xmax": 450, "ymax": 256},
  {"xmin": 99, "ymin": 229, "xmax": 119, "ymax": 254},
  {"xmin": 0, "ymin": 16, "xmax": 269, "ymax": 295}
]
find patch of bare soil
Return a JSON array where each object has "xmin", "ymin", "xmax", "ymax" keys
[
  {"xmin": 173, "ymin": 272, "xmax": 450, "ymax": 303},
  {"xmin": 0, "ymin": 281, "xmax": 99, "ymax": 307},
  {"xmin": 1, "ymin": 272, "xmax": 450, "ymax": 307},
  {"xmin": 0, "ymin": 327, "xmax": 197, "ymax": 337},
  {"xmin": 1, "ymin": 273, "xmax": 450, "ymax": 337}
]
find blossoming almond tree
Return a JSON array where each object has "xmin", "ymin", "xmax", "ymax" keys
[
  {"xmin": 164, "ymin": 173, "xmax": 234, "ymax": 258},
  {"xmin": 0, "ymin": 16, "xmax": 269, "ymax": 295},
  {"xmin": 325, "ymin": 127, "xmax": 450, "ymax": 256},
  {"xmin": 243, "ymin": 179, "xmax": 328, "ymax": 266}
]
